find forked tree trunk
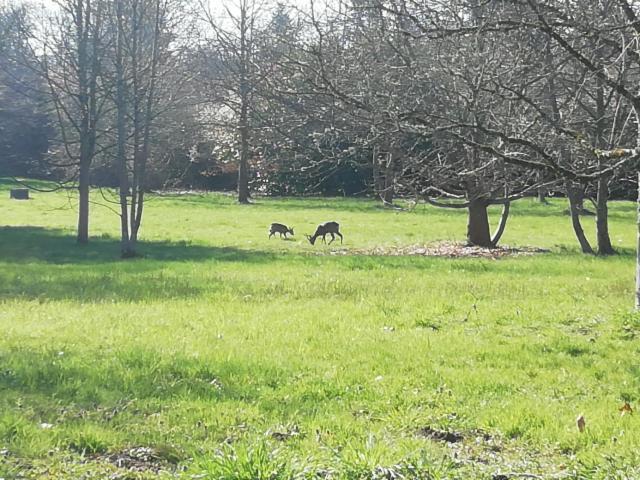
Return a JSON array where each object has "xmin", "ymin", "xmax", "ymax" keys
[
  {"xmin": 467, "ymin": 199, "xmax": 492, "ymax": 247},
  {"xmin": 567, "ymin": 186, "xmax": 595, "ymax": 254}
]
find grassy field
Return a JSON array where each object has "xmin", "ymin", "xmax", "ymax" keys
[{"xmin": 0, "ymin": 179, "xmax": 639, "ymax": 479}]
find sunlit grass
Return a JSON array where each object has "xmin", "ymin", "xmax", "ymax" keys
[{"xmin": 0, "ymin": 179, "xmax": 638, "ymax": 478}]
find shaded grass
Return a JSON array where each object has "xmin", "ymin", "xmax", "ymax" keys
[{"xmin": 0, "ymin": 184, "xmax": 639, "ymax": 478}]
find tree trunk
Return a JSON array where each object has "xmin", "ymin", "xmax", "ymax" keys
[
  {"xmin": 77, "ymin": 162, "xmax": 90, "ymax": 244},
  {"xmin": 574, "ymin": 189, "xmax": 585, "ymax": 213},
  {"xmin": 115, "ymin": 0, "xmax": 132, "ymax": 258},
  {"xmin": 636, "ymin": 172, "xmax": 640, "ymax": 310},
  {"xmin": 567, "ymin": 186, "xmax": 594, "ymax": 254},
  {"xmin": 121, "ymin": 237, "xmax": 137, "ymax": 258},
  {"xmin": 237, "ymin": 4, "xmax": 250, "ymax": 204},
  {"xmin": 596, "ymin": 174, "xmax": 615, "ymax": 255},
  {"xmin": 537, "ymin": 186, "xmax": 547, "ymax": 203},
  {"xmin": 75, "ymin": 0, "xmax": 94, "ymax": 245},
  {"xmin": 536, "ymin": 172, "xmax": 548, "ymax": 203},
  {"xmin": 372, "ymin": 146, "xmax": 383, "ymax": 200},
  {"xmin": 381, "ymin": 151, "xmax": 394, "ymax": 205},
  {"xmin": 130, "ymin": 0, "xmax": 161, "ymax": 252},
  {"xmin": 467, "ymin": 199, "xmax": 492, "ymax": 247},
  {"xmin": 491, "ymin": 201, "xmax": 510, "ymax": 247},
  {"xmin": 238, "ymin": 115, "xmax": 250, "ymax": 203},
  {"xmin": 594, "ymin": 75, "xmax": 614, "ymax": 256}
]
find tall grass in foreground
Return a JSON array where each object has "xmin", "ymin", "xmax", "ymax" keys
[{"xmin": 0, "ymin": 183, "xmax": 638, "ymax": 478}]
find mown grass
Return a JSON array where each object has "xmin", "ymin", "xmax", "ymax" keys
[{"xmin": 0, "ymin": 179, "xmax": 639, "ymax": 479}]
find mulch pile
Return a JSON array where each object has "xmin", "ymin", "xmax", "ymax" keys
[{"xmin": 327, "ymin": 242, "xmax": 549, "ymax": 259}]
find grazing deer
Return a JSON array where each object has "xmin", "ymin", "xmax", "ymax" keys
[
  {"xmin": 269, "ymin": 223, "xmax": 294, "ymax": 239},
  {"xmin": 306, "ymin": 221, "xmax": 343, "ymax": 245}
]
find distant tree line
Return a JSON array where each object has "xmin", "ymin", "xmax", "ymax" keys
[{"xmin": 1, "ymin": 0, "xmax": 640, "ymax": 261}]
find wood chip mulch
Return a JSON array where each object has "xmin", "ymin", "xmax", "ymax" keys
[{"xmin": 325, "ymin": 242, "xmax": 550, "ymax": 259}]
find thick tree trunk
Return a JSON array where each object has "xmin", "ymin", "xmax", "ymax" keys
[
  {"xmin": 467, "ymin": 199, "xmax": 492, "ymax": 247},
  {"xmin": 77, "ymin": 162, "xmax": 90, "ymax": 244},
  {"xmin": 574, "ymin": 189, "xmax": 585, "ymax": 213},
  {"xmin": 121, "ymin": 238, "xmax": 137, "ymax": 258},
  {"xmin": 537, "ymin": 187, "xmax": 547, "ymax": 203},
  {"xmin": 596, "ymin": 175, "xmax": 615, "ymax": 255},
  {"xmin": 567, "ymin": 186, "xmax": 594, "ymax": 254},
  {"xmin": 536, "ymin": 172, "xmax": 548, "ymax": 203}
]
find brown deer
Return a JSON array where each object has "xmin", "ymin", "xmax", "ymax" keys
[
  {"xmin": 269, "ymin": 223, "xmax": 294, "ymax": 239},
  {"xmin": 306, "ymin": 221, "xmax": 343, "ymax": 245}
]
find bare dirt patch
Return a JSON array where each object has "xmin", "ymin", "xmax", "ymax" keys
[
  {"xmin": 327, "ymin": 242, "xmax": 550, "ymax": 259},
  {"xmin": 92, "ymin": 446, "xmax": 181, "ymax": 474},
  {"xmin": 416, "ymin": 426, "xmax": 573, "ymax": 479},
  {"xmin": 417, "ymin": 425, "xmax": 465, "ymax": 443}
]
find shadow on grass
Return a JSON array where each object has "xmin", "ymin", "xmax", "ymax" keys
[
  {"xmin": 0, "ymin": 226, "xmax": 282, "ymax": 301},
  {"xmin": 0, "ymin": 347, "xmax": 275, "ymax": 408},
  {"xmin": 0, "ymin": 226, "xmax": 279, "ymax": 265}
]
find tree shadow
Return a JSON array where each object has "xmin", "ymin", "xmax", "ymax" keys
[
  {"xmin": 0, "ymin": 226, "xmax": 280, "ymax": 302},
  {"xmin": 0, "ymin": 347, "xmax": 274, "ymax": 408},
  {"xmin": 0, "ymin": 226, "xmax": 278, "ymax": 265}
]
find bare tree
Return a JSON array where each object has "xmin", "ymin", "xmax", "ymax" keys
[
  {"xmin": 355, "ymin": 0, "xmax": 637, "ymax": 252},
  {"xmin": 34, "ymin": 0, "xmax": 109, "ymax": 244},
  {"xmin": 199, "ymin": 0, "xmax": 270, "ymax": 203},
  {"xmin": 507, "ymin": 0, "xmax": 640, "ymax": 304},
  {"xmin": 111, "ymin": 0, "xmax": 183, "ymax": 256}
]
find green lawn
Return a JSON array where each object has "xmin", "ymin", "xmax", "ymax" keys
[{"xmin": 0, "ymin": 180, "xmax": 638, "ymax": 479}]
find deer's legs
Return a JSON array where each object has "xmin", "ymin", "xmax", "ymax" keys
[
  {"xmin": 337, "ymin": 232, "xmax": 343, "ymax": 244},
  {"xmin": 328, "ymin": 233, "xmax": 336, "ymax": 244}
]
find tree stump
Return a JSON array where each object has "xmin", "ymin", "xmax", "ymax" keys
[{"xmin": 10, "ymin": 188, "xmax": 29, "ymax": 200}]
